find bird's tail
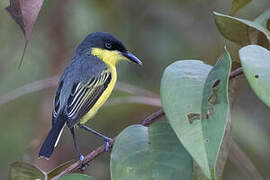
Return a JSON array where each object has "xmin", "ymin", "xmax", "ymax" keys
[{"xmin": 39, "ymin": 119, "xmax": 65, "ymax": 159}]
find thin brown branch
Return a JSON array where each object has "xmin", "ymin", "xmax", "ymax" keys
[
  {"xmin": 51, "ymin": 109, "xmax": 164, "ymax": 180},
  {"xmin": 229, "ymin": 67, "xmax": 243, "ymax": 80},
  {"xmin": 141, "ymin": 109, "xmax": 165, "ymax": 126},
  {"xmin": 116, "ymin": 82, "xmax": 159, "ymax": 97},
  {"xmin": 105, "ymin": 96, "xmax": 161, "ymax": 107},
  {"xmin": 50, "ymin": 139, "xmax": 116, "ymax": 180},
  {"xmin": 0, "ymin": 77, "xmax": 156, "ymax": 108},
  {"xmin": 213, "ymin": 67, "xmax": 243, "ymax": 88},
  {"xmin": 0, "ymin": 76, "xmax": 59, "ymax": 107},
  {"xmin": 228, "ymin": 140, "xmax": 263, "ymax": 180}
]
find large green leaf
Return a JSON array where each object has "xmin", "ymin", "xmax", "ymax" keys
[
  {"xmin": 239, "ymin": 45, "xmax": 270, "ymax": 107},
  {"xmin": 110, "ymin": 121, "xmax": 193, "ymax": 180},
  {"xmin": 59, "ymin": 174, "xmax": 94, "ymax": 180},
  {"xmin": 214, "ymin": 10, "xmax": 270, "ymax": 49},
  {"xmin": 160, "ymin": 60, "xmax": 212, "ymax": 178},
  {"xmin": 9, "ymin": 162, "xmax": 46, "ymax": 180},
  {"xmin": 201, "ymin": 48, "xmax": 232, "ymax": 179}
]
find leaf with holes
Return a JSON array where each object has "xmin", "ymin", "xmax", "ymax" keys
[
  {"xmin": 201, "ymin": 47, "xmax": 232, "ymax": 179},
  {"xmin": 161, "ymin": 60, "xmax": 212, "ymax": 178},
  {"xmin": 9, "ymin": 161, "xmax": 46, "ymax": 180},
  {"xmin": 239, "ymin": 45, "xmax": 270, "ymax": 108},
  {"xmin": 214, "ymin": 9, "xmax": 270, "ymax": 49},
  {"xmin": 110, "ymin": 121, "xmax": 193, "ymax": 180}
]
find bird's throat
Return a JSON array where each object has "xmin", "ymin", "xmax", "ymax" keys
[{"xmin": 91, "ymin": 48, "xmax": 126, "ymax": 67}]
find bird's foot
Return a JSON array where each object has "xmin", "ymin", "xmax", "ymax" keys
[
  {"xmin": 78, "ymin": 154, "xmax": 86, "ymax": 171},
  {"xmin": 79, "ymin": 154, "xmax": 84, "ymax": 163},
  {"xmin": 104, "ymin": 137, "xmax": 112, "ymax": 152}
]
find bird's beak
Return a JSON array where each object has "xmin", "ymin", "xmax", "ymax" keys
[{"xmin": 121, "ymin": 51, "xmax": 143, "ymax": 65}]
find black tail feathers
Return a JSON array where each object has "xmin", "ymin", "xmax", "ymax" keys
[{"xmin": 39, "ymin": 120, "xmax": 65, "ymax": 159}]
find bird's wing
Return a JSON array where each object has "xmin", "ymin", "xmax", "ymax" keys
[
  {"xmin": 65, "ymin": 69, "xmax": 112, "ymax": 128},
  {"xmin": 52, "ymin": 81, "xmax": 63, "ymax": 125}
]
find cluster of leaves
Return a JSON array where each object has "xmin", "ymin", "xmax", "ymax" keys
[
  {"xmin": 110, "ymin": 4, "xmax": 270, "ymax": 180},
  {"xmin": 7, "ymin": 0, "xmax": 270, "ymax": 179},
  {"xmin": 109, "ymin": 7, "xmax": 270, "ymax": 180}
]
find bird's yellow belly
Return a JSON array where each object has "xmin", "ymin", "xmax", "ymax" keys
[{"xmin": 80, "ymin": 67, "xmax": 117, "ymax": 124}]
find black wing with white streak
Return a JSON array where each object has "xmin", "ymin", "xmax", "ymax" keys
[
  {"xmin": 65, "ymin": 70, "xmax": 112, "ymax": 128},
  {"xmin": 52, "ymin": 81, "xmax": 63, "ymax": 125}
]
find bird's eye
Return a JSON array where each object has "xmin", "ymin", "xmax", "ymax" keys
[{"xmin": 105, "ymin": 43, "xmax": 112, "ymax": 49}]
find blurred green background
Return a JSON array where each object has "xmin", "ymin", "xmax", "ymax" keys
[{"xmin": 0, "ymin": 0, "xmax": 270, "ymax": 179}]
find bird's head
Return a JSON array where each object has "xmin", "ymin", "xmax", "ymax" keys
[{"xmin": 77, "ymin": 32, "xmax": 142, "ymax": 66}]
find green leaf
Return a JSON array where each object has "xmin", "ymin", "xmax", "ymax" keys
[
  {"xmin": 48, "ymin": 160, "xmax": 83, "ymax": 179},
  {"xmin": 230, "ymin": 0, "xmax": 251, "ymax": 16},
  {"xmin": 214, "ymin": 10, "xmax": 270, "ymax": 49},
  {"xmin": 110, "ymin": 121, "xmax": 193, "ymax": 180},
  {"xmin": 201, "ymin": 47, "xmax": 232, "ymax": 179},
  {"xmin": 160, "ymin": 60, "xmax": 212, "ymax": 178},
  {"xmin": 59, "ymin": 174, "xmax": 94, "ymax": 180},
  {"xmin": 9, "ymin": 161, "xmax": 46, "ymax": 180},
  {"xmin": 239, "ymin": 45, "xmax": 270, "ymax": 108}
]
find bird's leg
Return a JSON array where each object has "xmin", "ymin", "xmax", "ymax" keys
[
  {"xmin": 78, "ymin": 124, "xmax": 112, "ymax": 152},
  {"xmin": 70, "ymin": 127, "xmax": 85, "ymax": 170}
]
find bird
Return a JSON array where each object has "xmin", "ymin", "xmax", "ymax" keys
[{"xmin": 39, "ymin": 32, "xmax": 142, "ymax": 163}]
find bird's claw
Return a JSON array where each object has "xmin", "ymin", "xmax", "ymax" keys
[
  {"xmin": 104, "ymin": 137, "xmax": 112, "ymax": 152},
  {"xmin": 78, "ymin": 154, "xmax": 85, "ymax": 171},
  {"xmin": 79, "ymin": 164, "xmax": 86, "ymax": 171},
  {"xmin": 79, "ymin": 154, "xmax": 84, "ymax": 163}
]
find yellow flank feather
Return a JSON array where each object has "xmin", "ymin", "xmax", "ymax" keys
[{"xmin": 80, "ymin": 48, "xmax": 125, "ymax": 124}]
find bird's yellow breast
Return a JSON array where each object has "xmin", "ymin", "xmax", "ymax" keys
[{"xmin": 80, "ymin": 48, "xmax": 123, "ymax": 124}]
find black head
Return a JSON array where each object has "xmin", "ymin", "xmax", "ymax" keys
[
  {"xmin": 78, "ymin": 32, "xmax": 127, "ymax": 53},
  {"xmin": 76, "ymin": 32, "xmax": 142, "ymax": 65}
]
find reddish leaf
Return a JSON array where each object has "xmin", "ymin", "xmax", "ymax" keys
[{"xmin": 6, "ymin": 0, "xmax": 44, "ymax": 68}]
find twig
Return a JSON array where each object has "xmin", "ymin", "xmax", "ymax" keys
[
  {"xmin": 0, "ymin": 76, "xmax": 59, "ymax": 107},
  {"xmin": 50, "ymin": 139, "xmax": 116, "ymax": 180},
  {"xmin": 228, "ymin": 140, "xmax": 262, "ymax": 180},
  {"xmin": 140, "ymin": 109, "xmax": 165, "ymax": 126},
  {"xmin": 213, "ymin": 67, "xmax": 243, "ymax": 88},
  {"xmin": 51, "ymin": 109, "xmax": 164, "ymax": 180},
  {"xmin": 116, "ymin": 82, "xmax": 159, "ymax": 97},
  {"xmin": 105, "ymin": 96, "xmax": 161, "ymax": 107},
  {"xmin": 0, "ymin": 77, "xmax": 157, "ymax": 108},
  {"xmin": 229, "ymin": 67, "xmax": 243, "ymax": 80}
]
